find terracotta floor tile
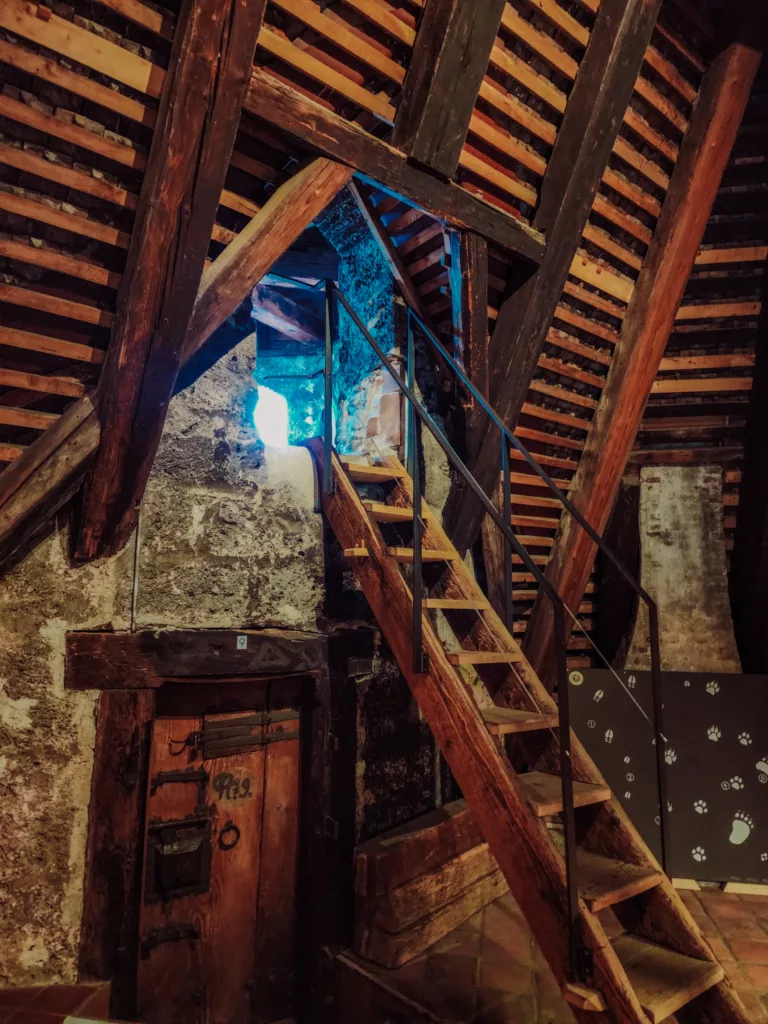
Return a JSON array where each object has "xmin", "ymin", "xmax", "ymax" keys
[
  {"xmin": 744, "ymin": 963, "xmax": 768, "ymax": 994},
  {"xmin": 730, "ymin": 939, "xmax": 768, "ymax": 965},
  {"xmin": 471, "ymin": 994, "xmax": 537, "ymax": 1024},
  {"xmin": 479, "ymin": 959, "xmax": 533, "ymax": 998}
]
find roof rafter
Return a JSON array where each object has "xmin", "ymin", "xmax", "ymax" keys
[
  {"xmin": 443, "ymin": 0, "xmax": 664, "ymax": 552},
  {"xmin": 523, "ymin": 31, "xmax": 764, "ymax": 686},
  {"xmin": 392, "ymin": 0, "xmax": 507, "ymax": 178},
  {"xmin": 74, "ymin": 0, "xmax": 269, "ymax": 561}
]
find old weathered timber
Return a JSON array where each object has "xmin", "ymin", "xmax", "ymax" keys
[
  {"xmin": 524, "ymin": 35, "xmax": 764, "ymax": 686},
  {"xmin": 183, "ymin": 160, "xmax": 354, "ymax": 363},
  {"xmin": 311, "ymin": 440, "xmax": 747, "ymax": 1024},
  {"xmin": 75, "ymin": 0, "xmax": 268, "ymax": 561},
  {"xmin": 392, "ymin": 0, "xmax": 506, "ymax": 178},
  {"xmin": 243, "ymin": 70, "xmax": 545, "ymax": 265},
  {"xmin": 444, "ymin": 0, "xmax": 663, "ymax": 550},
  {"xmin": 0, "ymin": 397, "xmax": 99, "ymax": 567},
  {"xmin": 251, "ymin": 284, "xmax": 325, "ymax": 344},
  {"xmin": 448, "ymin": 231, "xmax": 489, "ymax": 460}
]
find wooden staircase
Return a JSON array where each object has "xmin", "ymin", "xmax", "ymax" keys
[{"xmin": 309, "ymin": 439, "xmax": 749, "ymax": 1024}]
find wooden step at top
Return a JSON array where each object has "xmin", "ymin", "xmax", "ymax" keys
[
  {"xmin": 518, "ymin": 771, "xmax": 611, "ymax": 817},
  {"xmin": 612, "ymin": 934, "xmax": 724, "ymax": 1023},
  {"xmin": 423, "ymin": 598, "xmax": 491, "ymax": 610},
  {"xmin": 344, "ymin": 547, "xmax": 369, "ymax": 557},
  {"xmin": 549, "ymin": 833, "xmax": 664, "ymax": 911},
  {"xmin": 447, "ymin": 650, "xmax": 522, "ymax": 666},
  {"xmin": 340, "ymin": 458, "xmax": 406, "ymax": 483},
  {"xmin": 363, "ymin": 501, "xmax": 413, "ymax": 522},
  {"xmin": 386, "ymin": 547, "xmax": 458, "ymax": 563},
  {"xmin": 482, "ymin": 707, "xmax": 559, "ymax": 735},
  {"xmin": 563, "ymin": 982, "xmax": 606, "ymax": 1013}
]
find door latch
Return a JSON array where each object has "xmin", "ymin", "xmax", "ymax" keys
[{"xmin": 140, "ymin": 923, "xmax": 201, "ymax": 959}]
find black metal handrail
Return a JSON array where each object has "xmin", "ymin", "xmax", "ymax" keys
[
  {"xmin": 405, "ymin": 309, "xmax": 668, "ymax": 872},
  {"xmin": 316, "ymin": 278, "xmax": 666, "ymax": 985},
  {"xmin": 327, "ymin": 284, "xmax": 584, "ymax": 982}
]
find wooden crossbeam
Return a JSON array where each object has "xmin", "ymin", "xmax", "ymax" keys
[
  {"xmin": 242, "ymin": 68, "xmax": 545, "ymax": 265},
  {"xmin": 444, "ymin": 0, "xmax": 662, "ymax": 551},
  {"xmin": 75, "ymin": 0, "xmax": 268, "ymax": 561},
  {"xmin": 183, "ymin": 159, "xmax": 354, "ymax": 364},
  {"xmin": 523, "ymin": 33, "xmax": 764, "ymax": 686},
  {"xmin": 392, "ymin": 0, "xmax": 506, "ymax": 178},
  {"xmin": 251, "ymin": 284, "xmax": 324, "ymax": 344}
]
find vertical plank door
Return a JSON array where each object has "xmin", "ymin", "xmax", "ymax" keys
[{"xmin": 137, "ymin": 712, "xmax": 266, "ymax": 1024}]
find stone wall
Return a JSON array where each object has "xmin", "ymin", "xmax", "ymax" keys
[
  {"xmin": 626, "ymin": 465, "xmax": 741, "ymax": 672},
  {"xmin": 0, "ymin": 332, "xmax": 324, "ymax": 987}
]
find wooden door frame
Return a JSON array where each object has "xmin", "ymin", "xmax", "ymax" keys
[{"xmin": 67, "ymin": 627, "xmax": 335, "ymax": 1022}]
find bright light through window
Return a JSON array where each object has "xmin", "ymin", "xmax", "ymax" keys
[{"xmin": 254, "ymin": 385, "xmax": 289, "ymax": 446}]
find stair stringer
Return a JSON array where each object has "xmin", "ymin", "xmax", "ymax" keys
[
  {"xmin": 311, "ymin": 442, "xmax": 657, "ymax": 1024},
  {"xmin": 385, "ymin": 453, "xmax": 750, "ymax": 1024}
]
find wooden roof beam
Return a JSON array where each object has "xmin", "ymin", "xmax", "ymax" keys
[
  {"xmin": 392, "ymin": 0, "xmax": 506, "ymax": 178},
  {"xmin": 443, "ymin": 0, "xmax": 662, "ymax": 551},
  {"xmin": 75, "ymin": 0, "xmax": 269, "ymax": 562},
  {"xmin": 243, "ymin": 69, "xmax": 545, "ymax": 266},
  {"xmin": 523, "ymin": 30, "xmax": 764, "ymax": 687}
]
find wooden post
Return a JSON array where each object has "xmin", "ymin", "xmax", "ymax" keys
[
  {"xmin": 443, "ymin": 0, "xmax": 663, "ymax": 551},
  {"xmin": 448, "ymin": 231, "xmax": 489, "ymax": 462},
  {"xmin": 524, "ymin": 33, "xmax": 764, "ymax": 686},
  {"xmin": 75, "ymin": 0, "xmax": 268, "ymax": 561},
  {"xmin": 392, "ymin": 0, "xmax": 506, "ymax": 179}
]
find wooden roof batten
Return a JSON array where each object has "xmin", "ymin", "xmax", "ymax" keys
[{"xmin": 523, "ymin": 25, "xmax": 765, "ymax": 687}]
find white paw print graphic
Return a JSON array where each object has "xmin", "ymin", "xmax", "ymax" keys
[
  {"xmin": 722, "ymin": 776, "xmax": 744, "ymax": 791},
  {"xmin": 706, "ymin": 680, "xmax": 720, "ymax": 695},
  {"xmin": 593, "ymin": 689, "xmax": 604, "ymax": 702},
  {"xmin": 694, "ymin": 800, "xmax": 708, "ymax": 814},
  {"xmin": 729, "ymin": 811, "xmax": 754, "ymax": 846},
  {"xmin": 684, "ymin": 679, "xmax": 691, "ymax": 688},
  {"xmin": 707, "ymin": 725, "xmax": 721, "ymax": 742},
  {"xmin": 761, "ymin": 853, "xmax": 768, "ymax": 863},
  {"xmin": 738, "ymin": 732, "xmax": 752, "ymax": 746},
  {"xmin": 692, "ymin": 846, "xmax": 707, "ymax": 862},
  {"xmin": 665, "ymin": 748, "xmax": 677, "ymax": 765}
]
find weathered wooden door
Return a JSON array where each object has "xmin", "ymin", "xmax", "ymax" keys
[{"xmin": 136, "ymin": 701, "xmax": 300, "ymax": 1024}]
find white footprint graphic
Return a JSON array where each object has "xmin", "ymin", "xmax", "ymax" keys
[
  {"xmin": 694, "ymin": 800, "xmax": 707, "ymax": 814},
  {"xmin": 739, "ymin": 732, "xmax": 753, "ymax": 746},
  {"xmin": 692, "ymin": 847, "xmax": 707, "ymax": 862},
  {"xmin": 762, "ymin": 853, "xmax": 768, "ymax": 863},
  {"xmin": 729, "ymin": 811, "xmax": 754, "ymax": 846},
  {"xmin": 757, "ymin": 757, "xmax": 768, "ymax": 784},
  {"xmin": 665, "ymin": 748, "xmax": 677, "ymax": 765},
  {"xmin": 605, "ymin": 729, "xmax": 614, "ymax": 744},
  {"xmin": 706, "ymin": 680, "xmax": 720, "ymax": 696},
  {"xmin": 593, "ymin": 689, "xmax": 604, "ymax": 702},
  {"xmin": 707, "ymin": 725, "xmax": 721, "ymax": 742}
]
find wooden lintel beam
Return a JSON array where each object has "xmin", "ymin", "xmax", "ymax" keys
[
  {"xmin": 443, "ymin": 0, "xmax": 662, "ymax": 551},
  {"xmin": 243, "ymin": 68, "xmax": 545, "ymax": 266},
  {"xmin": 392, "ymin": 0, "xmax": 506, "ymax": 178},
  {"xmin": 251, "ymin": 284, "xmax": 325, "ymax": 344},
  {"xmin": 524, "ymin": 33, "xmax": 764, "ymax": 687},
  {"xmin": 182, "ymin": 159, "xmax": 354, "ymax": 364},
  {"xmin": 75, "ymin": 0, "xmax": 268, "ymax": 562}
]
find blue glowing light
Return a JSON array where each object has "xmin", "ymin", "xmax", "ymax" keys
[{"xmin": 254, "ymin": 385, "xmax": 289, "ymax": 446}]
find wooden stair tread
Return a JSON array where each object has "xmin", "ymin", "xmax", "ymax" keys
[
  {"xmin": 447, "ymin": 650, "xmax": 522, "ymax": 665},
  {"xmin": 363, "ymin": 501, "xmax": 413, "ymax": 522},
  {"xmin": 386, "ymin": 547, "xmax": 457, "ymax": 562},
  {"xmin": 423, "ymin": 598, "xmax": 490, "ymax": 610},
  {"xmin": 482, "ymin": 707, "xmax": 559, "ymax": 735},
  {"xmin": 612, "ymin": 934, "xmax": 724, "ymax": 1022},
  {"xmin": 341, "ymin": 458, "xmax": 405, "ymax": 482},
  {"xmin": 550, "ymin": 833, "xmax": 664, "ymax": 911},
  {"xmin": 518, "ymin": 771, "xmax": 611, "ymax": 817}
]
